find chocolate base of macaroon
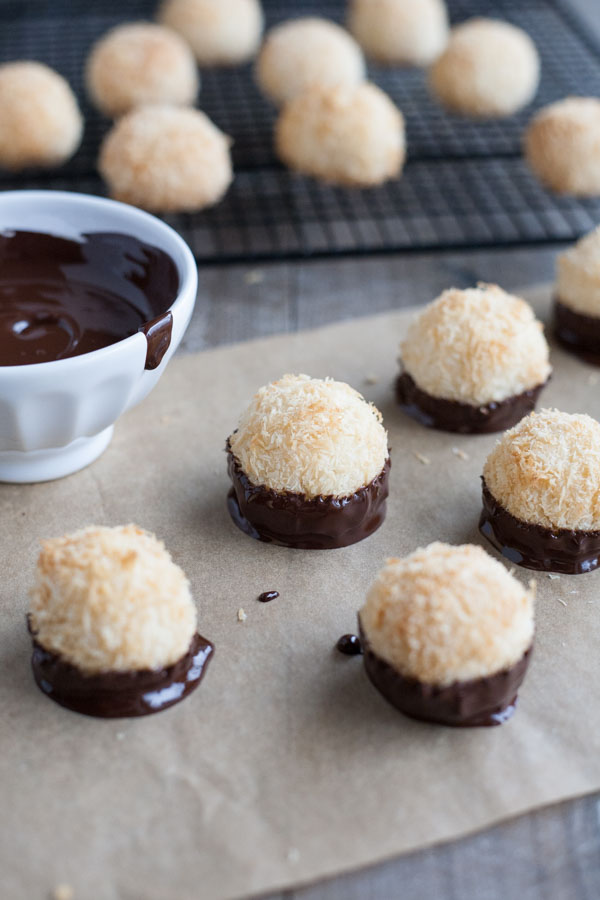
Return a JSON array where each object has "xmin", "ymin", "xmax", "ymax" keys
[
  {"xmin": 554, "ymin": 298, "xmax": 600, "ymax": 367},
  {"xmin": 479, "ymin": 480, "xmax": 600, "ymax": 574},
  {"xmin": 359, "ymin": 620, "xmax": 531, "ymax": 727},
  {"xmin": 28, "ymin": 622, "xmax": 214, "ymax": 718},
  {"xmin": 226, "ymin": 442, "xmax": 390, "ymax": 550},
  {"xmin": 395, "ymin": 371, "xmax": 546, "ymax": 434}
]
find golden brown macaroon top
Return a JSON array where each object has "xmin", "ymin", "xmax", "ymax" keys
[
  {"xmin": 29, "ymin": 524, "xmax": 197, "ymax": 675},
  {"xmin": 484, "ymin": 409, "xmax": 600, "ymax": 531},
  {"xmin": 360, "ymin": 542, "xmax": 535, "ymax": 686}
]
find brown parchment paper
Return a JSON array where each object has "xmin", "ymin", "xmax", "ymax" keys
[{"xmin": 2, "ymin": 286, "xmax": 600, "ymax": 900}]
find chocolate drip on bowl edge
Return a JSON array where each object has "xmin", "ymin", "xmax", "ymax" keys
[
  {"xmin": 226, "ymin": 441, "xmax": 390, "ymax": 550},
  {"xmin": 396, "ymin": 372, "xmax": 547, "ymax": 434}
]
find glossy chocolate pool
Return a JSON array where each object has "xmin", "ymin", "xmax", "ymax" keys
[{"xmin": 0, "ymin": 230, "xmax": 179, "ymax": 367}]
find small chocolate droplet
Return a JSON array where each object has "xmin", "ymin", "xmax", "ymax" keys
[
  {"xmin": 258, "ymin": 590, "xmax": 279, "ymax": 603},
  {"xmin": 336, "ymin": 634, "xmax": 362, "ymax": 656}
]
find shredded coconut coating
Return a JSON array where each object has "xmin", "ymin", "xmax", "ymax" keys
[
  {"xmin": 229, "ymin": 373, "xmax": 388, "ymax": 498},
  {"xmin": 483, "ymin": 409, "xmax": 600, "ymax": 531},
  {"xmin": 0, "ymin": 61, "xmax": 82, "ymax": 171},
  {"xmin": 348, "ymin": 0, "xmax": 448, "ymax": 67},
  {"xmin": 29, "ymin": 525, "xmax": 197, "ymax": 675},
  {"xmin": 525, "ymin": 98, "xmax": 600, "ymax": 196},
  {"xmin": 400, "ymin": 284, "xmax": 551, "ymax": 406},
  {"xmin": 556, "ymin": 226, "xmax": 600, "ymax": 317},
  {"xmin": 98, "ymin": 105, "xmax": 232, "ymax": 212},
  {"xmin": 429, "ymin": 18, "xmax": 539, "ymax": 118},
  {"xmin": 158, "ymin": 0, "xmax": 263, "ymax": 65},
  {"xmin": 256, "ymin": 17, "xmax": 365, "ymax": 106},
  {"xmin": 276, "ymin": 82, "xmax": 405, "ymax": 188},
  {"xmin": 86, "ymin": 22, "xmax": 199, "ymax": 118},
  {"xmin": 360, "ymin": 542, "xmax": 535, "ymax": 686}
]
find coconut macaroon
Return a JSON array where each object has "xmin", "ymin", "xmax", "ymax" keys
[
  {"xmin": 554, "ymin": 226, "xmax": 600, "ymax": 363},
  {"xmin": 359, "ymin": 543, "xmax": 534, "ymax": 726},
  {"xmin": 481, "ymin": 410, "xmax": 600, "ymax": 574},
  {"xmin": 524, "ymin": 97, "xmax": 600, "ymax": 196},
  {"xmin": 158, "ymin": 0, "xmax": 263, "ymax": 66},
  {"xmin": 28, "ymin": 525, "xmax": 213, "ymax": 717},
  {"xmin": 226, "ymin": 374, "xmax": 390, "ymax": 549},
  {"xmin": 397, "ymin": 284, "xmax": 551, "ymax": 433},
  {"xmin": 429, "ymin": 18, "xmax": 539, "ymax": 118},
  {"xmin": 256, "ymin": 17, "xmax": 365, "ymax": 107},
  {"xmin": 276, "ymin": 82, "xmax": 405, "ymax": 188},
  {"xmin": 0, "ymin": 61, "xmax": 82, "ymax": 171},
  {"xmin": 86, "ymin": 22, "xmax": 199, "ymax": 118},
  {"xmin": 348, "ymin": 0, "xmax": 448, "ymax": 67},
  {"xmin": 98, "ymin": 105, "xmax": 232, "ymax": 212}
]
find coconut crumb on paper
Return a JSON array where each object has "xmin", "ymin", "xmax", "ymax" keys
[
  {"xmin": 237, "ymin": 608, "xmax": 247, "ymax": 622},
  {"xmin": 547, "ymin": 573, "xmax": 560, "ymax": 579},
  {"xmin": 556, "ymin": 598, "xmax": 567, "ymax": 607},
  {"xmin": 413, "ymin": 451, "xmax": 431, "ymax": 465},
  {"xmin": 452, "ymin": 446, "xmax": 469, "ymax": 460}
]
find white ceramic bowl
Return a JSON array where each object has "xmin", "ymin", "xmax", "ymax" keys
[{"xmin": 0, "ymin": 190, "xmax": 197, "ymax": 483}]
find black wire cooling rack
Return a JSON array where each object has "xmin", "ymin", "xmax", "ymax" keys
[{"xmin": 1, "ymin": 0, "xmax": 600, "ymax": 262}]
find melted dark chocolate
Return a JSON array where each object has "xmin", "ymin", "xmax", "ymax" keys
[
  {"xmin": 396, "ymin": 371, "xmax": 546, "ymax": 434},
  {"xmin": 257, "ymin": 591, "xmax": 279, "ymax": 603},
  {"xmin": 29, "ymin": 630, "xmax": 214, "ymax": 718},
  {"xmin": 226, "ymin": 442, "xmax": 390, "ymax": 550},
  {"xmin": 479, "ymin": 479, "xmax": 600, "ymax": 574},
  {"xmin": 359, "ymin": 619, "xmax": 532, "ymax": 727},
  {"xmin": 336, "ymin": 634, "xmax": 363, "ymax": 656},
  {"xmin": 0, "ymin": 230, "xmax": 178, "ymax": 368},
  {"xmin": 554, "ymin": 299, "xmax": 600, "ymax": 366}
]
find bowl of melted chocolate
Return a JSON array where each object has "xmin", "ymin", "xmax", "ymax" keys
[{"xmin": 0, "ymin": 190, "xmax": 197, "ymax": 482}]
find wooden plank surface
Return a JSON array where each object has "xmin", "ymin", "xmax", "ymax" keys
[{"xmin": 179, "ymin": 245, "xmax": 600, "ymax": 899}]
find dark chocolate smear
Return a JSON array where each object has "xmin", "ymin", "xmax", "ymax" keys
[
  {"xmin": 359, "ymin": 619, "xmax": 532, "ymax": 727},
  {"xmin": 554, "ymin": 299, "xmax": 600, "ymax": 367},
  {"xmin": 226, "ymin": 441, "xmax": 390, "ymax": 550},
  {"xmin": 396, "ymin": 371, "xmax": 547, "ymax": 434},
  {"xmin": 29, "ymin": 629, "xmax": 213, "ymax": 718},
  {"xmin": 336, "ymin": 634, "xmax": 363, "ymax": 656},
  {"xmin": 479, "ymin": 479, "xmax": 600, "ymax": 574},
  {"xmin": 257, "ymin": 591, "xmax": 279, "ymax": 603},
  {"xmin": 0, "ymin": 230, "xmax": 179, "ymax": 366}
]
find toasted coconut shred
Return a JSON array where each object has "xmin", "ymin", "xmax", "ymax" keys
[
  {"xmin": 400, "ymin": 283, "xmax": 551, "ymax": 406},
  {"xmin": 360, "ymin": 542, "xmax": 535, "ymax": 686},
  {"xmin": 29, "ymin": 525, "xmax": 197, "ymax": 675},
  {"xmin": 229, "ymin": 373, "xmax": 388, "ymax": 499},
  {"xmin": 484, "ymin": 408, "xmax": 600, "ymax": 531}
]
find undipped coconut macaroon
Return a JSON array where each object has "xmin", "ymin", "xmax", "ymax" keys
[
  {"xmin": 226, "ymin": 374, "xmax": 390, "ymax": 549},
  {"xmin": 554, "ymin": 226, "xmax": 600, "ymax": 364},
  {"xmin": 429, "ymin": 18, "xmax": 539, "ymax": 118},
  {"xmin": 27, "ymin": 525, "xmax": 214, "ymax": 717},
  {"xmin": 98, "ymin": 105, "xmax": 232, "ymax": 212},
  {"xmin": 524, "ymin": 97, "xmax": 600, "ymax": 196},
  {"xmin": 255, "ymin": 17, "xmax": 365, "ymax": 107},
  {"xmin": 358, "ymin": 543, "xmax": 535, "ymax": 726},
  {"xmin": 276, "ymin": 82, "xmax": 405, "ymax": 188},
  {"xmin": 348, "ymin": 0, "xmax": 448, "ymax": 67},
  {"xmin": 396, "ymin": 284, "xmax": 551, "ymax": 433},
  {"xmin": 0, "ymin": 61, "xmax": 83, "ymax": 171},
  {"xmin": 158, "ymin": 0, "xmax": 264, "ymax": 65},
  {"xmin": 86, "ymin": 22, "xmax": 199, "ymax": 118},
  {"xmin": 481, "ymin": 409, "xmax": 600, "ymax": 574}
]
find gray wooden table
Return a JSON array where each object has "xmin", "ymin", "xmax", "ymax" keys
[{"xmin": 181, "ymin": 244, "xmax": 600, "ymax": 900}]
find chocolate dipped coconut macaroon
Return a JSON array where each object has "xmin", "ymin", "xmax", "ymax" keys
[
  {"xmin": 480, "ymin": 409, "xmax": 600, "ymax": 574},
  {"xmin": 27, "ymin": 524, "xmax": 213, "ymax": 717},
  {"xmin": 227, "ymin": 373, "xmax": 390, "ymax": 549},
  {"xmin": 358, "ymin": 542, "xmax": 535, "ymax": 727},
  {"xmin": 397, "ymin": 283, "xmax": 551, "ymax": 433},
  {"xmin": 554, "ymin": 226, "xmax": 600, "ymax": 365}
]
